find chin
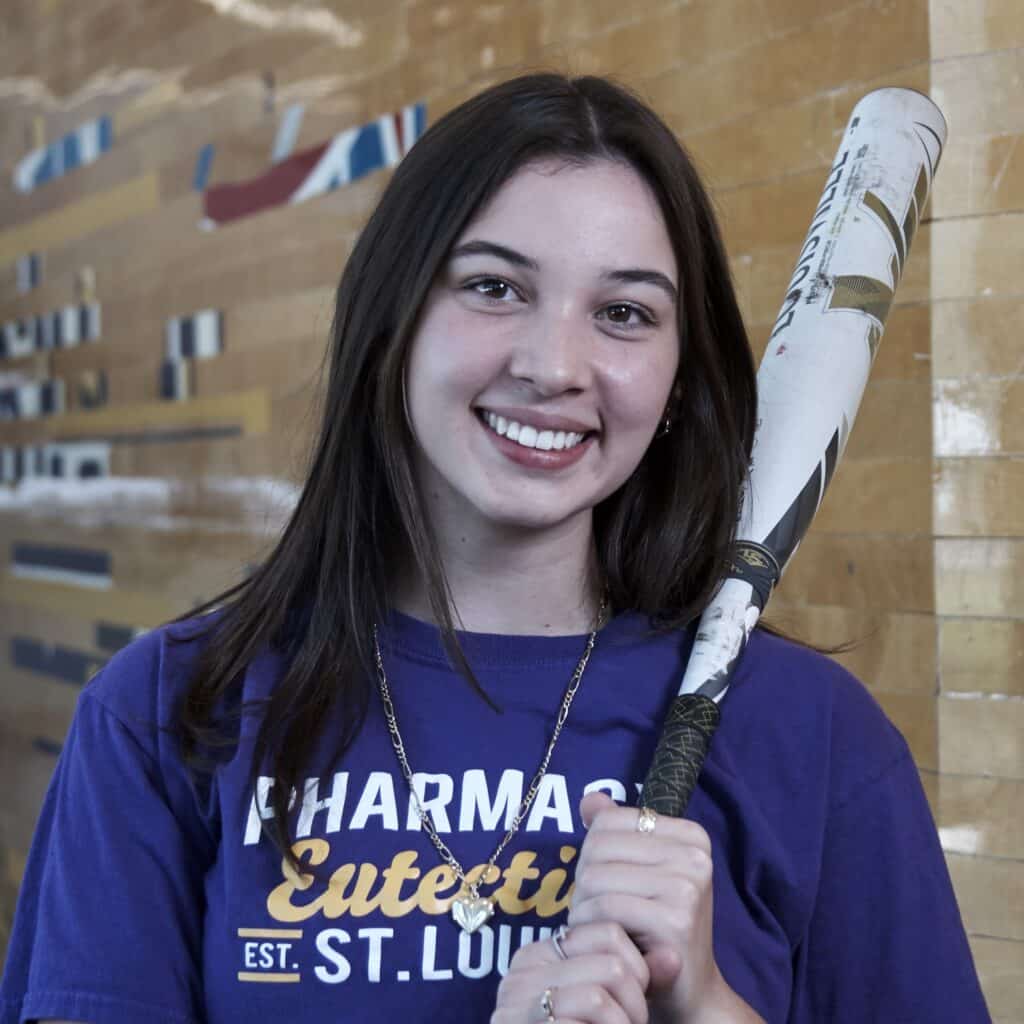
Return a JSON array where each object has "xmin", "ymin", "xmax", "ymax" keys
[{"xmin": 473, "ymin": 500, "xmax": 590, "ymax": 532}]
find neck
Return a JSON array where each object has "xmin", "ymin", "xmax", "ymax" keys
[{"xmin": 391, "ymin": 511, "xmax": 604, "ymax": 636}]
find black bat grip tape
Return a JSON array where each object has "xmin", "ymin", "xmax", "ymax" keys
[{"xmin": 639, "ymin": 693, "xmax": 721, "ymax": 817}]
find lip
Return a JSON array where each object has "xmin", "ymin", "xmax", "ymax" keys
[
  {"xmin": 476, "ymin": 405, "xmax": 599, "ymax": 435},
  {"xmin": 477, "ymin": 410, "xmax": 596, "ymax": 469}
]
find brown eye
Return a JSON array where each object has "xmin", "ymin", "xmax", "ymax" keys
[
  {"xmin": 600, "ymin": 303, "xmax": 655, "ymax": 328},
  {"xmin": 469, "ymin": 278, "xmax": 514, "ymax": 300}
]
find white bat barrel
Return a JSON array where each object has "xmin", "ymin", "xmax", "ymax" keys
[
  {"xmin": 684, "ymin": 89, "xmax": 946, "ymax": 706},
  {"xmin": 640, "ymin": 89, "xmax": 947, "ymax": 816}
]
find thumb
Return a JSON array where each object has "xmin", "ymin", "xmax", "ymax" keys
[{"xmin": 579, "ymin": 790, "xmax": 617, "ymax": 829}]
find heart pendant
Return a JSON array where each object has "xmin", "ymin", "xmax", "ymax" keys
[{"xmin": 451, "ymin": 891, "xmax": 495, "ymax": 934}]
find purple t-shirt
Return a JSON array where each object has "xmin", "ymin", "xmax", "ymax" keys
[{"xmin": 1, "ymin": 609, "xmax": 989, "ymax": 1022}]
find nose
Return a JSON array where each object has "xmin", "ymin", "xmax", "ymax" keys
[{"xmin": 506, "ymin": 306, "xmax": 592, "ymax": 395}]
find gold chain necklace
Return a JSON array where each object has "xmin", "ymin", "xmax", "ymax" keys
[{"xmin": 372, "ymin": 597, "xmax": 608, "ymax": 935}]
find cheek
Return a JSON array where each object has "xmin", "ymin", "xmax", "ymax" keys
[
  {"xmin": 406, "ymin": 313, "xmax": 501, "ymax": 424},
  {"xmin": 603, "ymin": 359, "xmax": 678, "ymax": 432}
]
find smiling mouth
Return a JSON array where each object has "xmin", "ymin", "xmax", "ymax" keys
[{"xmin": 476, "ymin": 409, "xmax": 597, "ymax": 451}]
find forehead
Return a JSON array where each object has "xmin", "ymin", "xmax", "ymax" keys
[{"xmin": 457, "ymin": 158, "xmax": 677, "ymax": 278}]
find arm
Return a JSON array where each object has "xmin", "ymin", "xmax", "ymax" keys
[
  {"xmin": 796, "ymin": 747, "xmax": 990, "ymax": 1021},
  {"xmin": 0, "ymin": 686, "xmax": 206, "ymax": 1024}
]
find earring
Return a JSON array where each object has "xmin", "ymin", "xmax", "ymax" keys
[{"xmin": 656, "ymin": 414, "xmax": 672, "ymax": 438}]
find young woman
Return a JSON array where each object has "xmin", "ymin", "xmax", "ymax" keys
[{"xmin": 2, "ymin": 74, "xmax": 989, "ymax": 1024}]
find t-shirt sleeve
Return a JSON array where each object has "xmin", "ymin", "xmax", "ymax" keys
[
  {"xmin": 798, "ymin": 745, "xmax": 991, "ymax": 1022},
  {"xmin": 0, "ymin": 690, "xmax": 205, "ymax": 1024}
]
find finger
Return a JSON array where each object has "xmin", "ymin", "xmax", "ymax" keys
[
  {"xmin": 573, "ymin": 862, "xmax": 697, "ymax": 906},
  {"xmin": 581, "ymin": 800, "xmax": 711, "ymax": 852},
  {"xmin": 569, "ymin": 890, "xmax": 694, "ymax": 952},
  {"xmin": 508, "ymin": 922, "xmax": 650, "ymax": 989},
  {"xmin": 491, "ymin": 1016, "xmax": 590, "ymax": 1024},
  {"xmin": 577, "ymin": 834, "xmax": 713, "ymax": 880},
  {"xmin": 491, "ymin": 1011, "xmax": 592, "ymax": 1024},
  {"xmin": 556, "ymin": 922, "xmax": 650, "ymax": 990},
  {"xmin": 537, "ymin": 980, "xmax": 642, "ymax": 1024},
  {"xmin": 567, "ymin": 894, "xmax": 675, "ymax": 986},
  {"xmin": 499, "ymin": 959, "xmax": 646, "ymax": 1024}
]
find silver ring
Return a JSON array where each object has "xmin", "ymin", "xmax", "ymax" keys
[
  {"xmin": 540, "ymin": 986, "xmax": 556, "ymax": 1021},
  {"xmin": 637, "ymin": 806, "xmax": 657, "ymax": 834},
  {"xmin": 551, "ymin": 923, "xmax": 569, "ymax": 961}
]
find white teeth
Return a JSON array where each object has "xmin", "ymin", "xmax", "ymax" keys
[{"xmin": 482, "ymin": 410, "xmax": 589, "ymax": 451}]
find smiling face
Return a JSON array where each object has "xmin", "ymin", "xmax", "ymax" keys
[{"xmin": 403, "ymin": 157, "xmax": 681, "ymax": 542}]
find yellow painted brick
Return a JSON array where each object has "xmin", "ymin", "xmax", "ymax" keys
[
  {"xmin": 940, "ymin": 619, "xmax": 1024, "ymax": 697},
  {"xmin": 931, "ymin": 214, "xmax": 1024, "ymax": 302},
  {"xmin": 934, "ymin": 379, "xmax": 1024, "ymax": 457},
  {"xmin": 845, "ymin": 380, "xmax": 933, "ymax": 459},
  {"xmin": 4, "ymin": 515, "xmax": 263, "ymax": 602},
  {"xmin": 775, "ymin": 532, "xmax": 934, "ymax": 613},
  {"xmin": 947, "ymin": 852, "xmax": 1024, "ymax": 941},
  {"xmin": 716, "ymin": 169, "xmax": 825, "ymax": 254},
  {"xmin": 0, "ymin": 173, "xmax": 160, "ymax": 265},
  {"xmin": 644, "ymin": 0, "xmax": 928, "ymax": 134},
  {"xmin": 932, "ymin": 297, "xmax": 1024, "ymax": 378},
  {"xmin": 967, "ymin": 935, "xmax": 1024, "ymax": 1020},
  {"xmin": 937, "ymin": 775, "xmax": 1024, "ymax": 860},
  {"xmin": 934, "ymin": 458, "xmax": 1024, "ymax": 537},
  {"xmin": 932, "ymin": 48, "xmax": 1024, "ymax": 137},
  {"xmin": 0, "ymin": 575, "xmax": 196, "ymax": 631},
  {"xmin": 815, "ymin": 457, "xmax": 932, "ymax": 534},
  {"xmin": 539, "ymin": 0, "xmax": 677, "ymax": 47},
  {"xmin": 931, "ymin": 132, "xmax": 1024, "ymax": 220},
  {"xmin": 939, "ymin": 696, "xmax": 1024, "ymax": 779},
  {"xmin": 683, "ymin": 62, "xmax": 931, "ymax": 190},
  {"xmin": 936, "ymin": 539, "xmax": 1024, "ymax": 618},
  {"xmin": 931, "ymin": 0, "xmax": 1024, "ymax": 59},
  {"xmin": 112, "ymin": 76, "xmax": 184, "ymax": 135}
]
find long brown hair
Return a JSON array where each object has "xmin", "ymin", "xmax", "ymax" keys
[{"xmin": 170, "ymin": 73, "xmax": 757, "ymax": 875}]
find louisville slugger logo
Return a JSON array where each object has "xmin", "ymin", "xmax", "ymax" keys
[
  {"xmin": 770, "ymin": 120, "xmax": 939, "ymax": 348},
  {"xmin": 827, "ymin": 158, "xmax": 930, "ymax": 342},
  {"xmin": 769, "ymin": 148, "xmax": 850, "ymax": 341}
]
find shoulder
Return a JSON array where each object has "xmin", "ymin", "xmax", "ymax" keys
[
  {"xmin": 718, "ymin": 627, "xmax": 910, "ymax": 811},
  {"xmin": 78, "ymin": 610, "xmax": 227, "ymax": 755},
  {"xmin": 734, "ymin": 628, "xmax": 891, "ymax": 720}
]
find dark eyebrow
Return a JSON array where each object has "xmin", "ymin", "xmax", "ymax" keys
[
  {"xmin": 450, "ymin": 239, "xmax": 677, "ymax": 305},
  {"xmin": 603, "ymin": 268, "xmax": 678, "ymax": 305},
  {"xmin": 450, "ymin": 240, "xmax": 539, "ymax": 271}
]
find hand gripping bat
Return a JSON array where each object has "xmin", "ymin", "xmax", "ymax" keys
[{"xmin": 640, "ymin": 88, "xmax": 948, "ymax": 817}]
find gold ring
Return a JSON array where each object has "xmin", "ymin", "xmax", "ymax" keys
[
  {"xmin": 540, "ymin": 986, "xmax": 556, "ymax": 1021},
  {"xmin": 637, "ymin": 806, "xmax": 657, "ymax": 834}
]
